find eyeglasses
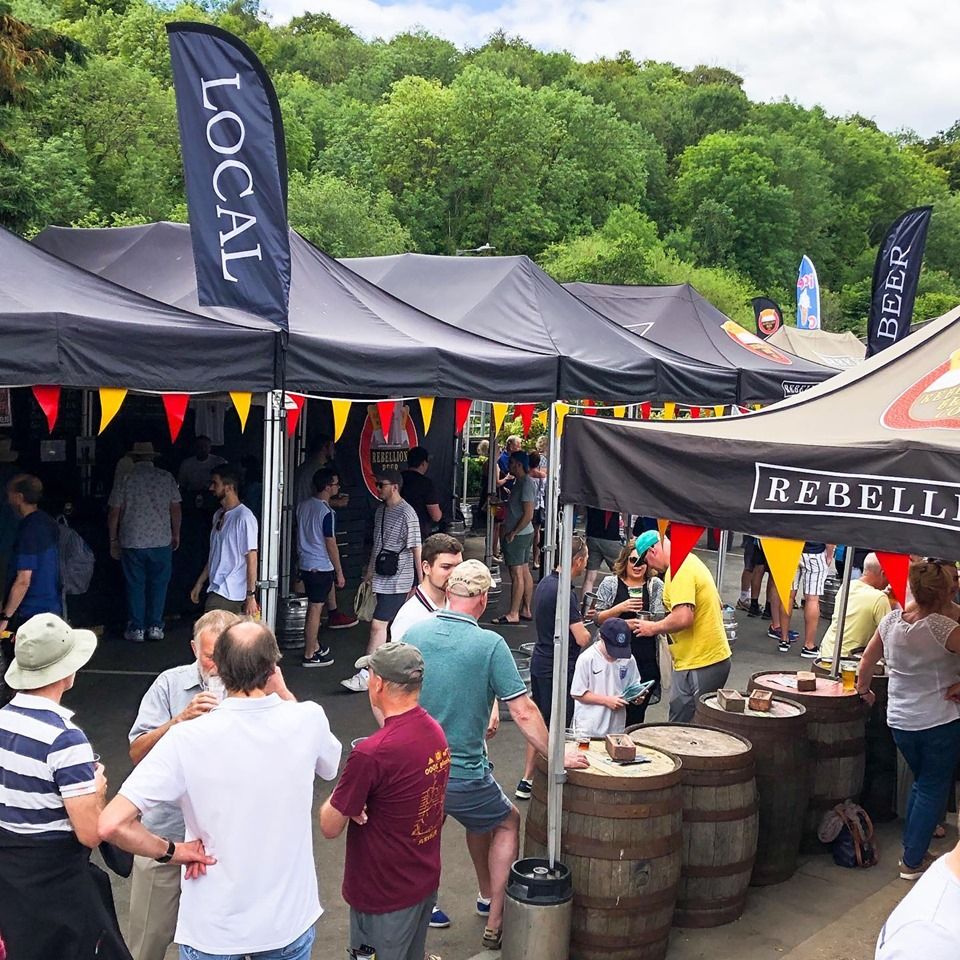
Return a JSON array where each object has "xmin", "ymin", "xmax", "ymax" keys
[
  {"xmin": 630, "ymin": 553, "xmax": 646, "ymax": 568},
  {"xmin": 375, "ymin": 481, "xmax": 395, "ymax": 489}
]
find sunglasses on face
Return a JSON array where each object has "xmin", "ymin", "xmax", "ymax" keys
[
  {"xmin": 376, "ymin": 481, "xmax": 395, "ymax": 489},
  {"xmin": 630, "ymin": 553, "xmax": 646, "ymax": 568}
]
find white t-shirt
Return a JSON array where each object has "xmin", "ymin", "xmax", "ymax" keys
[
  {"xmin": 207, "ymin": 503, "xmax": 258, "ymax": 601},
  {"xmin": 119, "ymin": 695, "xmax": 342, "ymax": 955},
  {"xmin": 876, "ymin": 856, "xmax": 960, "ymax": 959},
  {"xmin": 570, "ymin": 642, "xmax": 640, "ymax": 737},
  {"xmin": 391, "ymin": 588, "xmax": 439, "ymax": 642}
]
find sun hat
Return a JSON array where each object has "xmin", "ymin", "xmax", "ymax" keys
[
  {"xmin": 129, "ymin": 441, "xmax": 160, "ymax": 458},
  {"xmin": 4, "ymin": 614, "xmax": 97, "ymax": 690},
  {"xmin": 355, "ymin": 642, "xmax": 425, "ymax": 683},
  {"xmin": 446, "ymin": 559, "xmax": 493, "ymax": 597}
]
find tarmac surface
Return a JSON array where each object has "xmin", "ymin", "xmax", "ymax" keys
[{"xmin": 67, "ymin": 538, "xmax": 931, "ymax": 960}]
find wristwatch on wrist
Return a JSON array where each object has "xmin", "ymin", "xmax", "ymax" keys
[
  {"xmin": 155, "ymin": 838, "xmax": 176, "ymax": 863},
  {"xmin": 246, "ymin": 590, "xmax": 256, "ymax": 597}
]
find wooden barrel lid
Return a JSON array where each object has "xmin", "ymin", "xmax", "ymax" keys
[
  {"xmin": 550, "ymin": 741, "xmax": 682, "ymax": 791},
  {"xmin": 752, "ymin": 671, "xmax": 857, "ymax": 699},
  {"xmin": 627, "ymin": 723, "xmax": 752, "ymax": 770},
  {"xmin": 700, "ymin": 692, "xmax": 804, "ymax": 719}
]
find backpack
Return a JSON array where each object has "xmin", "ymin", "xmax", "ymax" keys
[
  {"xmin": 819, "ymin": 801, "xmax": 878, "ymax": 868},
  {"xmin": 57, "ymin": 516, "xmax": 95, "ymax": 596}
]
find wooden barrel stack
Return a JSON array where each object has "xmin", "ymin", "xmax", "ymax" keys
[
  {"xmin": 748, "ymin": 671, "xmax": 865, "ymax": 851},
  {"xmin": 626, "ymin": 723, "xmax": 758, "ymax": 927},
  {"xmin": 524, "ymin": 742, "xmax": 683, "ymax": 960},
  {"xmin": 695, "ymin": 693, "xmax": 808, "ymax": 884}
]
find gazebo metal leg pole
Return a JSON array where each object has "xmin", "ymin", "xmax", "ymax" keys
[
  {"xmin": 827, "ymin": 550, "xmax": 856, "ymax": 680},
  {"xmin": 259, "ymin": 390, "xmax": 284, "ymax": 631},
  {"xmin": 543, "ymin": 403, "xmax": 560, "ymax": 575},
  {"xmin": 715, "ymin": 529, "xmax": 728, "ymax": 600},
  {"xmin": 485, "ymin": 408, "xmax": 497, "ymax": 570},
  {"xmin": 462, "ymin": 402, "xmax": 471, "ymax": 506},
  {"xmin": 548, "ymin": 502, "xmax": 574, "ymax": 867}
]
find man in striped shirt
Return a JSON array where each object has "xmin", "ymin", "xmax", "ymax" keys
[{"xmin": 0, "ymin": 613, "xmax": 127, "ymax": 958}]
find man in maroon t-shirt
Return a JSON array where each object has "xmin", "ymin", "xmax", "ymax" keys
[{"xmin": 320, "ymin": 642, "xmax": 450, "ymax": 960}]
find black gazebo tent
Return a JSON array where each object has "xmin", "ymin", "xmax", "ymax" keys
[{"xmin": 564, "ymin": 281, "xmax": 836, "ymax": 405}]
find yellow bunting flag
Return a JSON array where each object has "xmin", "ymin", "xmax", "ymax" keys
[
  {"xmin": 753, "ymin": 403, "xmax": 762, "ymax": 411},
  {"xmin": 418, "ymin": 397, "xmax": 435, "ymax": 435},
  {"xmin": 331, "ymin": 399, "xmax": 352, "ymax": 441},
  {"xmin": 491, "ymin": 402, "xmax": 510, "ymax": 435},
  {"xmin": 713, "ymin": 405, "xmax": 725, "ymax": 418},
  {"xmin": 230, "ymin": 392, "xmax": 252, "ymax": 432},
  {"xmin": 657, "ymin": 518, "xmax": 670, "ymax": 541},
  {"xmin": 536, "ymin": 409, "xmax": 548, "ymax": 429},
  {"xmin": 759, "ymin": 536, "xmax": 805, "ymax": 608},
  {"xmin": 555, "ymin": 402, "xmax": 570, "ymax": 436},
  {"xmin": 662, "ymin": 402, "xmax": 676, "ymax": 420},
  {"xmin": 612, "ymin": 405, "xmax": 627, "ymax": 418},
  {"xmin": 98, "ymin": 388, "xmax": 127, "ymax": 434}
]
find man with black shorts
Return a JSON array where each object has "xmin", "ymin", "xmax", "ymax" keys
[
  {"xmin": 737, "ymin": 535, "xmax": 767, "ymax": 618},
  {"xmin": 516, "ymin": 535, "xmax": 591, "ymax": 800},
  {"xmin": 297, "ymin": 467, "xmax": 346, "ymax": 668},
  {"xmin": 581, "ymin": 507, "xmax": 622, "ymax": 600}
]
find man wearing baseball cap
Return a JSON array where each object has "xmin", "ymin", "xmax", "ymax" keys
[
  {"xmin": 0, "ymin": 614, "xmax": 127, "ymax": 959},
  {"xmin": 321, "ymin": 642, "xmax": 449, "ymax": 960},
  {"xmin": 405, "ymin": 559, "xmax": 588, "ymax": 951}
]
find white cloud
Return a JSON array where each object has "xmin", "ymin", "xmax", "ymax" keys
[{"xmin": 263, "ymin": 0, "xmax": 960, "ymax": 136}]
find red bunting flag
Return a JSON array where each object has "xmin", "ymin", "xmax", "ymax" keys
[
  {"xmin": 690, "ymin": 406, "xmax": 701, "ymax": 419},
  {"xmin": 583, "ymin": 400, "xmax": 597, "ymax": 417},
  {"xmin": 454, "ymin": 398, "xmax": 472, "ymax": 434},
  {"xmin": 640, "ymin": 402, "xmax": 652, "ymax": 419},
  {"xmin": 31, "ymin": 386, "xmax": 60, "ymax": 433},
  {"xmin": 515, "ymin": 404, "xmax": 535, "ymax": 437},
  {"xmin": 376, "ymin": 400, "xmax": 396, "ymax": 441},
  {"xmin": 876, "ymin": 551, "xmax": 911, "ymax": 608},
  {"xmin": 161, "ymin": 394, "xmax": 190, "ymax": 443},
  {"xmin": 285, "ymin": 393, "xmax": 305, "ymax": 437},
  {"xmin": 669, "ymin": 522, "xmax": 706, "ymax": 579}
]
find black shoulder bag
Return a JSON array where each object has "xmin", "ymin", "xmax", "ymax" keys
[{"xmin": 374, "ymin": 507, "xmax": 400, "ymax": 577}]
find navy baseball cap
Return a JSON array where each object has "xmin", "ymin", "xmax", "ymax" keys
[{"xmin": 598, "ymin": 617, "xmax": 633, "ymax": 659}]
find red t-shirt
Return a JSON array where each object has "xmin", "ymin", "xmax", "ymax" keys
[{"xmin": 330, "ymin": 705, "xmax": 450, "ymax": 913}]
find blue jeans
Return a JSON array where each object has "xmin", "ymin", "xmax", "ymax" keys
[
  {"xmin": 179, "ymin": 925, "xmax": 314, "ymax": 960},
  {"xmin": 892, "ymin": 719, "xmax": 960, "ymax": 867},
  {"xmin": 121, "ymin": 546, "xmax": 173, "ymax": 631}
]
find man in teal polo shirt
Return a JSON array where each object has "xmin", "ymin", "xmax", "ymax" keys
[{"xmin": 405, "ymin": 559, "xmax": 587, "ymax": 952}]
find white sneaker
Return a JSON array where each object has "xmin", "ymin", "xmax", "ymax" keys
[{"xmin": 340, "ymin": 668, "xmax": 369, "ymax": 693}]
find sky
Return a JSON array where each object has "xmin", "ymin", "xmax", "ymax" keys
[{"xmin": 265, "ymin": 0, "xmax": 960, "ymax": 138}]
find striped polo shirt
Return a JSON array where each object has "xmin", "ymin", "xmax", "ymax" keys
[{"xmin": 0, "ymin": 693, "xmax": 96, "ymax": 837}]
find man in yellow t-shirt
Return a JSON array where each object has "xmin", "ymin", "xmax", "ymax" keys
[
  {"xmin": 819, "ymin": 553, "xmax": 892, "ymax": 660},
  {"xmin": 632, "ymin": 532, "xmax": 731, "ymax": 722}
]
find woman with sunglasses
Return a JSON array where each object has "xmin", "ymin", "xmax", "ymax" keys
[{"xmin": 593, "ymin": 530, "xmax": 665, "ymax": 725}]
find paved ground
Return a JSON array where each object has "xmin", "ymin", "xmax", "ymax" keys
[{"xmin": 69, "ymin": 539, "xmax": 933, "ymax": 960}]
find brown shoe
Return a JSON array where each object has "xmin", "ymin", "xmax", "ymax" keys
[{"xmin": 899, "ymin": 852, "xmax": 938, "ymax": 880}]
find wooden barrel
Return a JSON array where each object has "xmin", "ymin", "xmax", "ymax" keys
[
  {"xmin": 524, "ymin": 742, "xmax": 682, "ymax": 960},
  {"xmin": 626, "ymin": 723, "xmax": 758, "ymax": 927},
  {"xmin": 748, "ymin": 671, "xmax": 865, "ymax": 852},
  {"xmin": 694, "ymin": 694, "xmax": 808, "ymax": 885}
]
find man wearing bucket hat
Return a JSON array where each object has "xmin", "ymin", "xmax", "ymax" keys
[
  {"xmin": 631, "ymin": 531, "xmax": 731, "ymax": 722},
  {"xmin": 108, "ymin": 442, "xmax": 182, "ymax": 642},
  {"xmin": 321, "ymin": 642, "xmax": 449, "ymax": 960},
  {"xmin": 0, "ymin": 613, "xmax": 128, "ymax": 959}
]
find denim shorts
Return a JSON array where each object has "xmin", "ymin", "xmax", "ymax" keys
[
  {"xmin": 179, "ymin": 924, "xmax": 315, "ymax": 960},
  {"xmin": 444, "ymin": 772, "xmax": 514, "ymax": 834}
]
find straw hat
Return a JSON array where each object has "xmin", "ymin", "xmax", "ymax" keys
[
  {"xmin": 4, "ymin": 614, "xmax": 97, "ymax": 690},
  {"xmin": 129, "ymin": 441, "xmax": 160, "ymax": 459},
  {"xmin": 0, "ymin": 438, "xmax": 18, "ymax": 463}
]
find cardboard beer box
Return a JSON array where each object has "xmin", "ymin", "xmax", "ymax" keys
[
  {"xmin": 748, "ymin": 689, "xmax": 773, "ymax": 713},
  {"xmin": 796, "ymin": 671, "xmax": 817, "ymax": 692},
  {"xmin": 605, "ymin": 734, "xmax": 637, "ymax": 762},
  {"xmin": 717, "ymin": 689, "xmax": 745, "ymax": 713}
]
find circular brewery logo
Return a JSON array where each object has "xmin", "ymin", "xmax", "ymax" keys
[
  {"xmin": 721, "ymin": 320, "xmax": 792, "ymax": 365},
  {"xmin": 756, "ymin": 307, "xmax": 782, "ymax": 337},
  {"xmin": 882, "ymin": 350, "xmax": 960, "ymax": 431},
  {"xmin": 358, "ymin": 403, "xmax": 419, "ymax": 498}
]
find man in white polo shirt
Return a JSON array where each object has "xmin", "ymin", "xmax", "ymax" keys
[{"xmin": 100, "ymin": 620, "xmax": 342, "ymax": 960}]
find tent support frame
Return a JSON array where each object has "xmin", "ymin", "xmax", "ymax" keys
[
  {"xmin": 543, "ymin": 403, "xmax": 561, "ymax": 574},
  {"xmin": 259, "ymin": 390, "xmax": 285, "ymax": 630},
  {"xmin": 826, "ymin": 550, "xmax": 856, "ymax": 680}
]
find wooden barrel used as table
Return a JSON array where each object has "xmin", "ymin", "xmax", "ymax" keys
[
  {"xmin": 694, "ymin": 693, "xmax": 808, "ymax": 884},
  {"xmin": 524, "ymin": 742, "xmax": 683, "ymax": 960},
  {"xmin": 626, "ymin": 723, "xmax": 758, "ymax": 927},
  {"xmin": 748, "ymin": 672, "xmax": 865, "ymax": 852}
]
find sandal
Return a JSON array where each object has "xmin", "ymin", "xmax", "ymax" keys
[
  {"xmin": 519, "ymin": 614, "xmax": 533, "ymax": 622},
  {"xmin": 490, "ymin": 615, "xmax": 519, "ymax": 625},
  {"xmin": 482, "ymin": 927, "xmax": 502, "ymax": 951}
]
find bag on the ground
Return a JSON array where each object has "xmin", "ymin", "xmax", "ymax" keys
[
  {"xmin": 355, "ymin": 580, "xmax": 376, "ymax": 623},
  {"xmin": 57, "ymin": 516, "xmax": 95, "ymax": 596},
  {"xmin": 819, "ymin": 801, "xmax": 878, "ymax": 868}
]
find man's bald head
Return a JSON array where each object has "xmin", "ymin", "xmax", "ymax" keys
[
  {"xmin": 861, "ymin": 552, "xmax": 888, "ymax": 590},
  {"xmin": 213, "ymin": 620, "xmax": 281, "ymax": 694}
]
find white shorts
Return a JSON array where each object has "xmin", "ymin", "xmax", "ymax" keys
[{"xmin": 793, "ymin": 552, "xmax": 828, "ymax": 596}]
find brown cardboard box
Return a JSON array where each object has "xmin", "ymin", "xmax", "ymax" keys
[
  {"xmin": 605, "ymin": 734, "xmax": 637, "ymax": 761},
  {"xmin": 717, "ymin": 689, "xmax": 746, "ymax": 712},
  {"xmin": 748, "ymin": 689, "xmax": 773, "ymax": 712}
]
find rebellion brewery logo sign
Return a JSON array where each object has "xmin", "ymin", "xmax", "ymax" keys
[
  {"xmin": 750, "ymin": 462, "xmax": 960, "ymax": 535},
  {"xmin": 721, "ymin": 320, "xmax": 793, "ymax": 365},
  {"xmin": 882, "ymin": 349, "xmax": 960, "ymax": 431}
]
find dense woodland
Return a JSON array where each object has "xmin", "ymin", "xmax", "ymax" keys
[{"xmin": 3, "ymin": 0, "xmax": 960, "ymax": 332}]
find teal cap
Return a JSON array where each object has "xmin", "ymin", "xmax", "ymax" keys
[{"xmin": 634, "ymin": 530, "xmax": 660, "ymax": 556}]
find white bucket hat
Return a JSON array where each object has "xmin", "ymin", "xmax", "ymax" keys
[{"xmin": 4, "ymin": 614, "xmax": 97, "ymax": 690}]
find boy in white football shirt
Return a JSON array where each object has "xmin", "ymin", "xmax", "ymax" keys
[{"xmin": 570, "ymin": 617, "xmax": 641, "ymax": 736}]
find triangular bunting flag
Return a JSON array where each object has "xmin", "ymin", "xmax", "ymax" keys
[
  {"xmin": 759, "ymin": 537, "xmax": 805, "ymax": 609},
  {"xmin": 491, "ymin": 402, "xmax": 510, "ymax": 435},
  {"xmin": 713, "ymin": 405, "xmax": 725, "ymax": 418},
  {"xmin": 639, "ymin": 402, "xmax": 651, "ymax": 419},
  {"xmin": 555, "ymin": 402, "xmax": 570, "ymax": 436},
  {"xmin": 753, "ymin": 403, "xmax": 762, "ymax": 411},
  {"xmin": 418, "ymin": 397, "xmax": 435, "ymax": 435},
  {"xmin": 331, "ymin": 400, "xmax": 352, "ymax": 442},
  {"xmin": 230, "ymin": 392, "xmax": 252, "ymax": 432},
  {"xmin": 162, "ymin": 394, "xmax": 190, "ymax": 443},
  {"xmin": 454, "ymin": 399, "xmax": 472, "ymax": 433},
  {"xmin": 98, "ymin": 388, "xmax": 127, "ymax": 434},
  {"xmin": 376, "ymin": 400, "xmax": 396, "ymax": 441},
  {"xmin": 536, "ymin": 409, "xmax": 548, "ymax": 429},
  {"xmin": 690, "ymin": 406, "xmax": 701, "ymax": 419},
  {"xmin": 656, "ymin": 518, "xmax": 670, "ymax": 541},
  {"xmin": 285, "ymin": 393, "xmax": 305, "ymax": 438},
  {"xmin": 515, "ymin": 404, "xmax": 535, "ymax": 437},
  {"xmin": 612, "ymin": 405, "xmax": 627, "ymax": 418},
  {"xmin": 876, "ymin": 551, "xmax": 910, "ymax": 608},
  {"xmin": 663, "ymin": 402, "xmax": 676, "ymax": 420},
  {"xmin": 669, "ymin": 522, "xmax": 705, "ymax": 578},
  {"xmin": 583, "ymin": 400, "xmax": 597, "ymax": 417},
  {"xmin": 31, "ymin": 386, "xmax": 60, "ymax": 433},
  {"xmin": 737, "ymin": 405, "xmax": 749, "ymax": 416}
]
